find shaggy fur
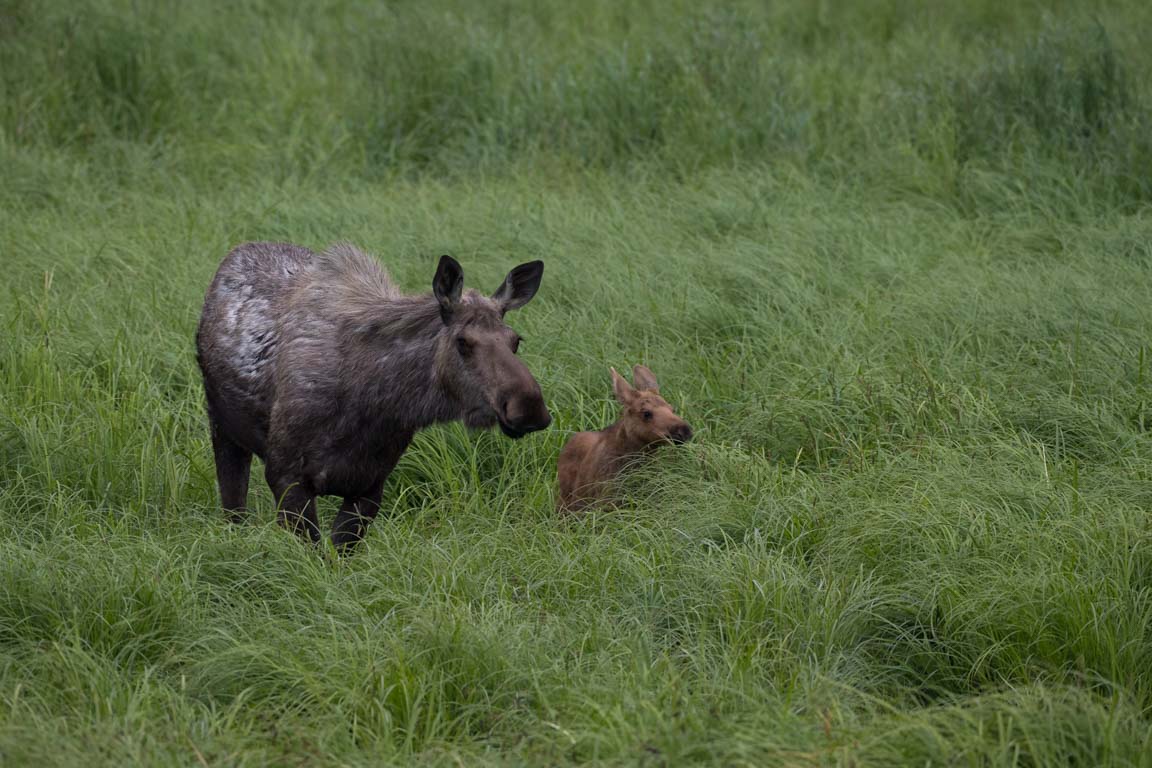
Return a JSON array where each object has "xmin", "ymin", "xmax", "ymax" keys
[
  {"xmin": 556, "ymin": 365, "xmax": 692, "ymax": 513},
  {"xmin": 196, "ymin": 241, "xmax": 550, "ymax": 549}
]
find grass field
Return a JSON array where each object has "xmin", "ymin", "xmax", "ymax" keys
[{"xmin": 3, "ymin": 0, "xmax": 1152, "ymax": 765}]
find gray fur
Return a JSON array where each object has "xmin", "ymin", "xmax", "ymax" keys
[{"xmin": 196, "ymin": 241, "xmax": 550, "ymax": 549}]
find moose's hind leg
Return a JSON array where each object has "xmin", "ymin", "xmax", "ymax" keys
[{"xmin": 208, "ymin": 416, "xmax": 253, "ymax": 523}]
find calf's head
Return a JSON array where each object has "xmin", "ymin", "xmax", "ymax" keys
[
  {"xmin": 432, "ymin": 255, "xmax": 551, "ymax": 438},
  {"xmin": 611, "ymin": 365, "xmax": 693, "ymax": 446}
]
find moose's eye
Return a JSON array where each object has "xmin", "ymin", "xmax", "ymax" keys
[
  {"xmin": 456, "ymin": 336, "xmax": 472, "ymax": 356},
  {"xmin": 642, "ymin": 410, "xmax": 653, "ymax": 422}
]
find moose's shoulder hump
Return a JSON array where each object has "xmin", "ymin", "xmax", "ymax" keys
[{"xmin": 316, "ymin": 242, "xmax": 400, "ymax": 300}]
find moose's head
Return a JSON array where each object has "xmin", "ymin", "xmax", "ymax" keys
[
  {"xmin": 610, "ymin": 365, "xmax": 693, "ymax": 447},
  {"xmin": 432, "ymin": 255, "xmax": 551, "ymax": 438}
]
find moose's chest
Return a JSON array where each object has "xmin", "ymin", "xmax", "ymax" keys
[{"xmin": 302, "ymin": 419, "xmax": 415, "ymax": 497}]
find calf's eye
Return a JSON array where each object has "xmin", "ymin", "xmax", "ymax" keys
[
  {"xmin": 642, "ymin": 410, "xmax": 653, "ymax": 422},
  {"xmin": 456, "ymin": 336, "xmax": 472, "ymax": 356}
]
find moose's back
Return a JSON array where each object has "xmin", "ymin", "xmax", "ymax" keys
[{"xmin": 196, "ymin": 242, "xmax": 316, "ymax": 458}]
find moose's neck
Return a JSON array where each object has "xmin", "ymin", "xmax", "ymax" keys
[
  {"xmin": 603, "ymin": 420, "xmax": 650, "ymax": 459},
  {"xmin": 344, "ymin": 314, "xmax": 460, "ymax": 432}
]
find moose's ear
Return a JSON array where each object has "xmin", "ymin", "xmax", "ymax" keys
[
  {"xmin": 611, "ymin": 366, "xmax": 636, "ymax": 405},
  {"xmin": 492, "ymin": 260, "xmax": 543, "ymax": 314},
  {"xmin": 433, "ymin": 255, "xmax": 464, "ymax": 322},
  {"xmin": 632, "ymin": 365, "xmax": 659, "ymax": 393}
]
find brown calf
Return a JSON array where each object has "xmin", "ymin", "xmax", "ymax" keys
[{"xmin": 556, "ymin": 365, "xmax": 692, "ymax": 512}]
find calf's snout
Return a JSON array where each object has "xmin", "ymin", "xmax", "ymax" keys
[{"xmin": 669, "ymin": 423, "xmax": 693, "ymax": 444}]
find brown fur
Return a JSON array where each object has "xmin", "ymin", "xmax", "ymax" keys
[
  {"xmin": 556, "ymin": 365, "xmax": 692, "ymax": 513},
  {"xmin": 196, "ymin": 241, "xmax": 550, "ymax": 550}
]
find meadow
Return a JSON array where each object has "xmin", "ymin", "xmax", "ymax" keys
[{"xmin": 2, "ymin": 0, "xmax": 1152, "ymax": 764}]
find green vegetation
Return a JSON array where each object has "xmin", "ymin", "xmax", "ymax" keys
[{"xmin": 3, "ymin": 0, "xmax": 1152, "ymax": 764}]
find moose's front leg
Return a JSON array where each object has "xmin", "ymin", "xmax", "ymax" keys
[
  {"xmin": 330, "ymin": 433, "xmax": 411, "ymax": 551},
  {"xmin": 266, "ymin": 467, "xmax": 321, "ymax": 544},
  {"xmin": 331, "ymin": 484, "xmax": 384, "ymax": 552}
]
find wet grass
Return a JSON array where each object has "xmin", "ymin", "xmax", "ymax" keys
[{"xmin": 2, "ymin": 0, "xmax": 1152, "ymax": 765}]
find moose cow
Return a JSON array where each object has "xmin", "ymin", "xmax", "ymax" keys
[{"xmin": 196, "ymin": 242, "xmax": 551, "ymax": 549}]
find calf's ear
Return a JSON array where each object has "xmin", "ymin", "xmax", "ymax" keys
[
  {"xmin": 492, "ymin": 261, "xmax": 543, "ymax": 314},
  {"xmin": 611, "ymin": 367, "xmax": 636, "ymax": 405},
  {"xmin": 632, "ymin": 365, "xmax": 659, "ymax": 393},
  {"xmin": 433, "ymin": 255, "xmax": 464, "ymax": 323}
]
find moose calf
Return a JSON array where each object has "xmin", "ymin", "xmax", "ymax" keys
[
  {"xmin": 556, "ymin": 365, "xmax": 692, "ymax": 512},
  {"xmin": 196, "ymin": 242, "xmax": 551, "ymax": 550}
]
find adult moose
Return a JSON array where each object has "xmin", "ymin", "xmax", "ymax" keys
[{"xmin": 196, "ymin": 242, "xmax": 551, "ymax": 550}]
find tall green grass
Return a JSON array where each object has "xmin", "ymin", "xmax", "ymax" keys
[
  {"xmin": 4, "ymin": 0, "xmax": 1152, "ymax": 195},
  {"xmin": 2, "ymin": 0, "xmax": 1152, "ymax": 765}
]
